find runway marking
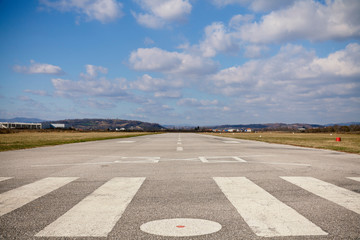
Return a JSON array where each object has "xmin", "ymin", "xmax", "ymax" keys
[
  {"xmin": 232, "ymin": 157, "xmax": 247, "ymax": 162},
  {"xmin": 117, "ymin": 141, "xmax": 135, "ymax": 143},
  {"xmin": 0, "ymin": 177, "xmax": 12, "ymax": 182},
  {"xmin": 31, "ymin": 157, "xmax": 160, "ymax": 167},
  {"xmin": 199, "ymin": 157, "xmax": 209, "ymax": 163},
  {"xmin": 177, "ymin": 142, "xmax": 182, "ymax": 145},
  {"xmin": 222, "ymin": 141, "xmax": 240, "ymax": 144},
  {"xmin": 36, "ymin": 177, "xmax": 145, "ymax": 237},
  {"xmin": 161, "ymin": 157, "xmax": 199, "ymax": 161},
  {"xmin": 347, "ymin": 177, "xmax": 360, "ymax": 182},
  {"xmin": 0, "ymin": 177, "xmax": 78, "ymax": 217},
  {"xmin": 282, "ymin": 177, "xmax": 360, "ymax": 214},
  {"xmin": 140, "ymin": 218, "xmax": 222, "ymax": 237},
  {"xmin": 177, "ymin": 147, "xmax": 183, "ymax": 151},
  {"xmin": 249, "ymin": 161, "xmax": 311, "ymax": 167},
  {"xmin": 199, "ymin": 156, "xmax": 246, "ymax": 163},
  {"xmin": 214, "ymin": 177, "xmax": 327, "ymax": 237}
]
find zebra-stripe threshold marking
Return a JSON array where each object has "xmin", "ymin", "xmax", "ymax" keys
[
  {"xmin": 214, "ymin": 177, "xmax": 327, "ymax": 237},
  {"xmin": 36, "ymin": 177, "xmax": 145, "ymax": 237}
]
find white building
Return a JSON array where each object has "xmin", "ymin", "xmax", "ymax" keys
[
  {"xmin": 50, "ymin": 123, "xmax": 65, "ymax": 129},
  {"xmin": 0, "ymin": 122, "xmax": 42, "ymax": 129}
]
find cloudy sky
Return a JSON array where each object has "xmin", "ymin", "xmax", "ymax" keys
[{"xmin": 0, "ymin": 0, "xmax": 359, "ymax": 125}]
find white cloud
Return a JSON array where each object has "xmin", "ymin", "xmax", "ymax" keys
[
  {"xmin": 39, "ymin": 0, "xmax": 123, "ymax": 23},
  {"xmin": 133, "ymin": 0, "xmax": 192, "ymax": 29},
  {"xmin": 13, "ymin": 60, "xmax": 64, "ymax": 75},
  {"xmin": 131, "ymin": 12, "xmax": 165, "ymax": 29},
  {"xmin": 130, "ymin": 74, "xmax": 183, "ymax": 98},
  {"xmin": 211, "ymin": 0, "xmax": 296, "ymax": 12},
  {"xmin": 85, "ymin": 99, "xmax": 115, "ymax": 109},
  {"xmin": 199, "ymin": 22, "xmax": 239, "ymax": 57},
  {"xmin": 129, "ymin": 47, "xmax": 218, "ymax": 75},
  {"xmin": 229, "ymin": 14, "xmax": 254, "ymax": 29},
  {"xmin": 238, "ymin": 0, "xmax": 360, "ymax": 43},
  {"xmin": 244, "ymin": 44, "xmax": 269, "ymax": 58},
  {"xmin": 311, "ymin": 43, "xmax": 360, "ymax": 77},
  {"xmin": 52, "ymin": 65, "xmax": 127, "ymax": 98},
  {"xmin": 177, "ymin": 98, "xmax": 218, "ymax": 107},
  {"xmin": 144, "ymin": 37, "xmax": 155, "ymax": 45},
  {"xmin": 208, "ymin": 43, "xmax": 360, "ymax": 119},
  {"xmin": 80, "ymin": 64, "xmax": 108, "ymax": 79},
  {"xmin": 24, "ymin": 89, "xmax": 51, "ymax": 96},
  {"xmin": 154, "ymin": 91, "xmax": 182, "ymax": 98},
  {"xmin": 52, "ymin": 77, "xmax": 128, "ymax": 97}
]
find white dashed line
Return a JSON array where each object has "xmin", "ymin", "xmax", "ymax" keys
[{"xmin": 177, "ymin": 147, "xmax": 183, "ymax": 151}]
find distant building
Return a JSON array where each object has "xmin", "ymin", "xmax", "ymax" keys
[
  {"xmin": 50, "ymin": 123, "xmax": 65, "ymax": 129},
  {"xmin": 245, "ymin": 128, "xmax": 252, "ymax": 132},
  {"xmin": 0, "ymin": 122, "xmax": 42, "ymax": 129}
]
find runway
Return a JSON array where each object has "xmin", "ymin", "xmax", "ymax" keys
[{"xmin": 0, "ymin": 133, "xmax": 359, "ymax": 239}]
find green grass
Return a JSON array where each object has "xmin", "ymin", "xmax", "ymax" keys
[
  {"xmin": 0, "ymin": 131, "xmax": 161, "ymax": 151},
  {"xmin": 203, "ymin": 132, "xmax": 360, "ymax": 154}
]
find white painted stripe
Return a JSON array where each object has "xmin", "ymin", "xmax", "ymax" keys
[
  {"xmin": 232, "ymin": 157, "xmax": 247, "ymax": 162},
  {"xmin": 282, "ymin": 177, "xmax": 360, "ymax": 214},
  {"xmin": 347, "ymin": 177, "xmax": 360, "ymax": 182},
  {"xmin": 0, "ymin": 177, "xmax": 12, "ymax": 182},
  {"xmin": 117, "ymin": 141, "xmax": 135, "ymax": 143},
  {"xmin": 214, "ymin": 177, "xmax": 327, "ymax": 237},
  {"xmin": 199, "ymin": 157, "xmax": 209, "ymax": 163},
  {"xmin": 36, "ymin": 177, "xmax": 145, "ymax": 237},
  {"xmin": 177, "ymin": 142, "xmax": 182, "ymax": 145},
  {"xmin": 222, "ymin": 141, "xmax": 239, "ymax": 144},
  {"xmin": 177, "ymin": 147, "xmax": 183, "ymax": 151},
  {"xmin": 0, "ymin": 177, "xmax": 78, "ymax": 217},
  {"xmin": 249, "ymin": 161, "xmax": 311, "ymax": 167}
]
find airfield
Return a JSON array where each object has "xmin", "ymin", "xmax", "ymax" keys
[{"xmin": 0, "ymin": 132, "xmax": 359, "ymax": 239}]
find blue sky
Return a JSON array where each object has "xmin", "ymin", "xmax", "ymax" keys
[{"xmin": 0, "ymin": 0, "xmax": 359, "ymax": 125}]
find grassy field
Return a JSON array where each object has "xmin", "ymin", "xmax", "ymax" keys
[
  {"xmin": 204, "ymin": 132, "xmax": 360, "ymax": 154},
  {"xmin": 0, "ymin": 131, "xmax": 160, "ymax": 152}
]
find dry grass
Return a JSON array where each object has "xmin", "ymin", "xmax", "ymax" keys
[
  {"xmin": 203, "ymin": 132, "xmax": 360, "ymax": 154},
  {"xmin": 0, "ymin": 131, "xmax": 159, "ymax": 152}
]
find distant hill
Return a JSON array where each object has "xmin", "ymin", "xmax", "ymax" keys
[
  {"xmin": 0, "ymin": 117, "xmax": 44, "ymax": 123},
  {"xmin": 42, "ymin": 118, "xmax": 165, "ymax": 131},
  {"xmin": 324, "ymin": 122, "xmax": 360, "ymax": 126},
  {"xmin": 210, "ymin": 123, "xmax": 323, "ymax": 130}
]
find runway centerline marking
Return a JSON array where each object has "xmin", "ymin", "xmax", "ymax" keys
[
  {"xmin": 177, "ymin": 147, "xmax": 183, "ymax": 151},
  {"xmin": 36, "ymin": 177, "xmax": 145, "ymax": 237}
]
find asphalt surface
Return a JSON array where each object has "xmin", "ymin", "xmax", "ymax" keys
[{"xmin": 0, "ymin": 132, "xmax": 359, "ymax": 239}]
